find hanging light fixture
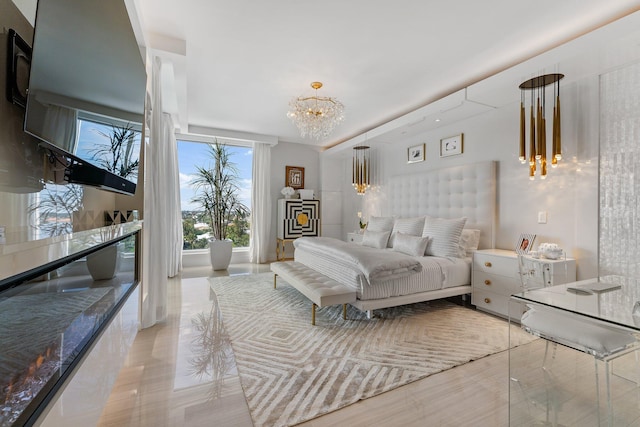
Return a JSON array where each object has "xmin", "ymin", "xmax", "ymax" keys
[
  {"xmin": 518, "ymin": 73, "xmax": 564, "ymax": 180},
  {"xmin": 352, "ymin": 145, "xmax": 370, "ymax": 195},
  {"xmin": 287, "ymin": 81, "xmax": 345, "ymax": 140}
]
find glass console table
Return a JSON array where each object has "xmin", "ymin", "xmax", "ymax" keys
[{"xmin": 509, "ymin": 279, "xmax": 640, "ymax": 426}]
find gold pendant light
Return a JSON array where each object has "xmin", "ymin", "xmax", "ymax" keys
[
  {"xmin": 352, "ymin": 146, "xmax": 370, "ymax": 195},
  {"xmin": 518, "ymin": 73, "xmax": 564, "ymax": 180}
]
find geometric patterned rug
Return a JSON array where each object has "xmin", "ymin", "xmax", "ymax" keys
[{"xmin": 210, "ymin": 273, "xmax": 535, "ymax": 427}]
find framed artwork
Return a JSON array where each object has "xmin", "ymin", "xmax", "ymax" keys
[
  {"xmin": 407, "ymin": 144, "xmax": 425, "ymax": 163},
  {"xmin": 286, "ymin": 165, "xmax": 305, "ymax": 189},
  {"xmin": 515, "ymin": 233, "xmax": 536, "ymax": 254},
  {"xmin": 440, "ymin": 134, "xmax": 464, "ymax": 157}
]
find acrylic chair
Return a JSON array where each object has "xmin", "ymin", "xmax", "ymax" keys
[{"xmin": 516, "ymin": 254, "xmax": 639, "ymax": 425}]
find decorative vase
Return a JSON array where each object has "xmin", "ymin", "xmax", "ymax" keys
[
  {"xmin": 209, "ymin": 239, "xmax": 233, "ymax": 270},
  {"xmin": 86, "ymin": 243, "xmax": 121, "ymax": 280}
]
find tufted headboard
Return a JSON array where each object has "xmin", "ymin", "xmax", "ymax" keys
[{"xmin": 388, "ymin": 161, "xmax": 497, "ymax": 249}]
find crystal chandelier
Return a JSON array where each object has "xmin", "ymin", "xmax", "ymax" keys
[
  {"xmin": 518, "ymin": 73, "xmax": 564, "ymax": 180},
  {"xmin": 287, "ymin": 81, "xmax": 345, "ymax": 140},
  {"xmin": 352, "ymin": 145, "xmax": 370, "ymax": 195}
]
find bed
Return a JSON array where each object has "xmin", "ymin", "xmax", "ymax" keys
[{"xmin": 293, "ymin": 160, "xmax": 497, "ymax": 315}]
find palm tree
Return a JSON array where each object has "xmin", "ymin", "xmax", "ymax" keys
[
  {"xmin": 190, "ymin": 141, "xmax": 249, "ymax": 242},
  {"xmin": 88, "ymin": 124, "xmax": 140, "ymax": 180}
]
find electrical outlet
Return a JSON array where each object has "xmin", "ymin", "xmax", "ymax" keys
[{"xmin": 537, "ymin": 211, "xmax": 547, "ymax": 224}]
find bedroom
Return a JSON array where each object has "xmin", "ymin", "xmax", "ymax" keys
[{"xmin": 0, "ymin": 0, "xmax": 639, "ymax": 425}]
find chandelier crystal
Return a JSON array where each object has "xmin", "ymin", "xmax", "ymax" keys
[{"xmin": 287, "ymin": 81, "xmax": 345, "ymax": 140}]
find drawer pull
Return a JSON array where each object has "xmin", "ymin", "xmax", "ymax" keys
[
  {"xmin": 484, "ymin": 262, "xmax": 492, "ymax": 267},
  {"xmin": 484, "ymin": 298, "xmax": 491, "ymax": 304},
  {"xmin": 484, "ymin": 280, "xmax": 491, "ymax": 285}
]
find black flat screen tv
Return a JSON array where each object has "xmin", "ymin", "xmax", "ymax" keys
[{"xmin": 24, "ymin": 0, "xmax": 146, "ymax": 195}]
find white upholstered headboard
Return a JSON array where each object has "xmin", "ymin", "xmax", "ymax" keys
[{"xmin": 388, "ymin": 161, "xmax": 497, "ymax": 249}]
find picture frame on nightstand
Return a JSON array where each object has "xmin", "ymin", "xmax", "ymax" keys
[{"xmin": 515, "ymin": 233, "xmax": 536, "ymax": 254}]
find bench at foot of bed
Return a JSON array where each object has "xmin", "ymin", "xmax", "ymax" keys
[{"xmin": 270, "ymin": 261, "xmax": 356, "ymax": 325}]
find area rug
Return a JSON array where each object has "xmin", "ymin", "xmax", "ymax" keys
[{"xmin": 210, "ymin": 273, "xmax": 534, "ymax": 426}]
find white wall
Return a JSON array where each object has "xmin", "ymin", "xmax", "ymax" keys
[{"xmin": 323, "ymin": 76, "xmax": 600, "ymax": 280}]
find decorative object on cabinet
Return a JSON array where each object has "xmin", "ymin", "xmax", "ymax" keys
[
  {"xmin": 440, "ymin": 134, "xmax": 463, "ymax": 157},
  {"xmin": 472, "ymin": 249, "xmax": 575, "ymax": 319},
  {"xmin": 407, "ymin": 143, "xmax": 425, "ymax": 163},
  {"xmin": 281, "ymin": 186, "xmax": 296, "ymax": 199},
  {"xmin": 537, "ymin": 242, "xmax": 564, "ymax": 259},
  {"xmin": 358, "ymin": 211, "xmax": 367, "ymax": 232},
  {"xmin": 276, "ymin": 199, "xmax": 320, "ymax": 260},
  {"xmin": 298, "ymin": 189, "xmax": 314, "ymax": 200},
  {"xmin": 285, "ymin": 165, "xmax": 305, "ymax": 189},
  {"xmin": 518, "ymin": 73, "xmax": 564, "ymax": 180},
  {"xmin": 286, "ymin": 81, "xmax": 345, "ymax": 140},
  {"xmin": 352, "ymin": 145, "xmax": 371, "ymax": 195},
  {"xmin": 515, "ymin": 233, "xmax": 536, "ymax": 254}
]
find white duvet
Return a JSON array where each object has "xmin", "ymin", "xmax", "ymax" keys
[{"xmin": 293, "ymin": 236, "xmax": 422, "ymax": 283}]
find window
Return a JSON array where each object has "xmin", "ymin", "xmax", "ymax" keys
[{"xmin": 177, "ymin": 140, "xmax": 252, "ymax": 250}]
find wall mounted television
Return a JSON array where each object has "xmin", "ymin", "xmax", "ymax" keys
[{"xmin": 24, "ymin": 0, "xmax": 147, "ymax": 195}]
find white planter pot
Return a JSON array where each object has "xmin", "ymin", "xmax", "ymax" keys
[
  {"xmin": 209, "ymin": 239, "xmax": 233, "ymax": 270},
  {"xmin": 86, "ymin": 243, "xmax": 122, "ymax": 280}
]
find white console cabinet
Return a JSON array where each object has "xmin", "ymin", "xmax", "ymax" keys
[{"xmin": 472, "ymin": 249, "xmax": 576, "ymax": 320}]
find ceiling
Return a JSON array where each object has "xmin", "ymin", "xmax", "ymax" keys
[{"xmin": 135, "ymin": 0, "xmax": 640, "ymax": 150}]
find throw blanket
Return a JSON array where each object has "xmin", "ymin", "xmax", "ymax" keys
[{"xmin": 293, "ymin": 236, "xmax": 422, "ymax": 283}]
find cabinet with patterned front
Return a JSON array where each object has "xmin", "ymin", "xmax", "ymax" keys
[{"xmin": 276, "ymin": 199, "xmax": 321, "ymax": 239}]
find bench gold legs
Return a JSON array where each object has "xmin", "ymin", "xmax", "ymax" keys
[
  {"xmin": 312, "ymin": 303, "xmax": 317, "ymax": 325},
  {"xmin": 273, "ymin": 272, "xmax": 349, "ymax": 326},
  {"xmin": 311, "ymin": 303, "xmax": 347, "ymax": 326}
]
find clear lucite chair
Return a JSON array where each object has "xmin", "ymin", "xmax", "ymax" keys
[{"xmin": 515, "ymin": 254, "xmax": 639, "ymax": 425}]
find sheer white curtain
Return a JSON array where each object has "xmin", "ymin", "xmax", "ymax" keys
[
  {"xmin": 41, "ymin": 104, "xmax": 78, "ymax": 152},
  {"xmin": 141, "ymin": 57, "xmax": 182, "ymax": 328},
  {"xmin": 249, "ymin": 142, "xmax": 272, "ymax": 263}
]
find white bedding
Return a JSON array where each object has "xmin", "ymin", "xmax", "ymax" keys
[
  {"xmin": 293, "ymin": 242, "xmax": 471, "ymax": 301},
  {"xmin": 293, "ymin": 236, "xmax": 422, "ymax": 282}
]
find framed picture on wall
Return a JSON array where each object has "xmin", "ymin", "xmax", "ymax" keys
[
  {"xmin": 407, "ymin": 144, "xmax": 425, "ymax": 163},
  {"xmin": 286, "ymin": 165, "xmax": 305, "ymax": 189},
  {"xmin": 440, "ymin": 134, "xmax": 463, "ymax": 157},
  {"xmin": 515, "ymin": 233, "xmax": 536, "ymax": 254}
]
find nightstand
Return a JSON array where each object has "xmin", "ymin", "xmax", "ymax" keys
[
  {"xmin": 471, "ymin": 249, "xmax": 576, "ymax": 320},
  {"xmin": 346, "ymin": 232, "xmax": 363, "ymax": 244}
]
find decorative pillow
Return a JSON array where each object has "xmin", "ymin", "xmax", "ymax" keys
[
  {"xmin": 366, "ymin": 216, "xmax": 394, "ymax": 233},
  {"xmin": 393, "ymin": 232, "xmax": 431, "ymax": 257},
  {"xmin": 362, "ymin": 230, "xmax": 391, "ymax": 249},
  {"xmin": 422, "ymin": 216, "xmax": 467, "ymax": 257},
  {"xmin": 388, "ymin": 216, "xmax": 425, "ymax": 248},
  {"xmin": 458, "ymin": 229, "xmax": 481, "ymax": 258}
]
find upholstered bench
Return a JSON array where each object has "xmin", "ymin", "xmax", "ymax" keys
[{"xmin": 270, "ymin": 261, "xmax": 356, "ymax": 325}]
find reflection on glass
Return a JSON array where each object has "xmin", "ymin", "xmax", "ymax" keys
[{"xmin": 189, "ymin": 299, "xmax": 234, "ymax": 400}]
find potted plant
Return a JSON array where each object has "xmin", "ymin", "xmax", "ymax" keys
[{"xmin": 191, "ymin": 141, "xmax": 249, "ymax": 270}]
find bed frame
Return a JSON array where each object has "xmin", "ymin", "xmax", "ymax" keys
[{"xmin": 350, "ymin": 160, "xmax": 497, "ymax": 313}]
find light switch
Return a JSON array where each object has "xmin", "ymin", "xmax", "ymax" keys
[{"xmin": 537, "ymin": 211, "xmax": 547, "ymax": 224}]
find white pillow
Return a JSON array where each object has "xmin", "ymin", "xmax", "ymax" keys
[
  {"xmin": 362, "ymin": 230, "xmax": 391, "ymax": 249},
  {"xmin": 366, "ymin": 216, "xmax": 394, "ymax": 233},
  {"xmin": 458, "ymin": 229, "xmax": 481, "ymax": 258},
  {"xmin": 393, "ymin": 232, "xmax": 431, "ymax": 257},
  {"xmin": 422, "ymin": 216, "xmax": 467, "ymax": 257},
  {"xmin": 388, "ymin": 216, "xmax": 425, "ymax": 248}
]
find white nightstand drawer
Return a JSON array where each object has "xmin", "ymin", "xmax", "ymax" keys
[
  {"xmin": 473, "ymin": 253, "xmax": 518, "ymax": 278},
  {"xmin": 473, "ymin": 270, "xmax": 522, "ymax": 295}
]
